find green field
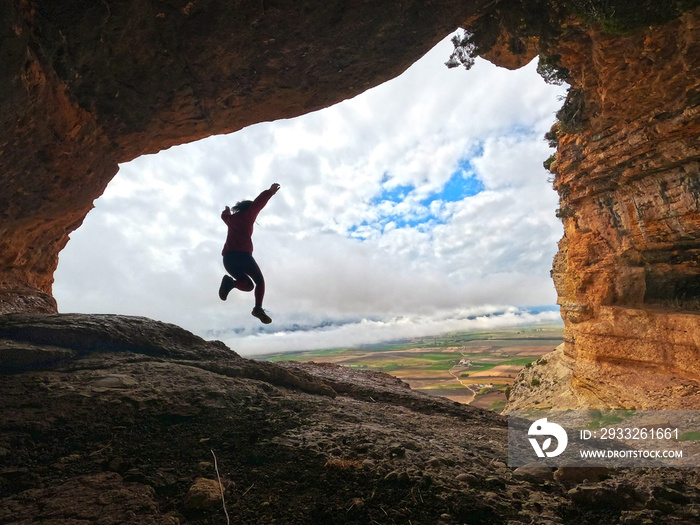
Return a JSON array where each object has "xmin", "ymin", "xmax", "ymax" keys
[{"xmin": 258, "ymin": 324, "xmax": 564, "ymax": 412}]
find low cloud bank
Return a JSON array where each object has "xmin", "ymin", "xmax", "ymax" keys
[{"xmin": 227, "ymin": 306, "xmax": 562, "ymax": 356}]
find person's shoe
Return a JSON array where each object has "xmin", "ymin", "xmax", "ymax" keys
[
  {"xmin": 251, "ymin": 307, "xmax": 272, "ymax": 324},
  {"xmin": 218, "ymin": 275, "xmax": 235, "ymax": 300}
]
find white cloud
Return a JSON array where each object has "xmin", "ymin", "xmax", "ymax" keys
[
  {"xmin": 54, "ymin": 34, "xmax": 567, "ymax": 356},
  {"xmin": 230, "ymin": 308, "xmax": 563, "ymax": 356}
]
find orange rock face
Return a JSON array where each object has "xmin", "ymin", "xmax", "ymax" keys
[{"xmin": 545, "ymin": 10, "xmax": 700, "ymax": 406}]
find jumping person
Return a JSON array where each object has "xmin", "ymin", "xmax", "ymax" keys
[{"xmin": 218, "ymin": 183, "xmax": 281, "ymax": 324}]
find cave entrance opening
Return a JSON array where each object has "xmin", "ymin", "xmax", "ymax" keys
[{"xmin": 54, "ymin": 33, "xmax": 567, "ymax": 357}]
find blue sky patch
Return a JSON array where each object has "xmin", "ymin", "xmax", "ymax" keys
[
  {"xmin": 350, "ymin": 160, "xmax": 485, "ymax": 240},
  {"xmin": 422, "ymin": 162, "xmax": 484, "ymax": 207},
  {"xmin": 370, "ymin": 183, "xmax": 414, "ymax": 205}
]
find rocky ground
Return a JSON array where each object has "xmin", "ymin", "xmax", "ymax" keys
[
  {"xmin": 506, "ymin": 345, "xmax": 700, "ymax": 412},
  {"xmin": 1, "ymin": 313, "xmax": 699, "ymax": 524}
]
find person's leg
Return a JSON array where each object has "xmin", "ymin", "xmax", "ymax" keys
[
  {"xmin": 222, "ymin": 252, "xmax": 271, "ymax": 323},
  {"xmin": 219, "ymin": 275, "xmax": 235, "ymax": 300},
  {"xmin": 222, "ymin": 252, "xmax": 255, "ymax": 300},
  {"xmin": 237, "ymin": 254, "xmax": 272, "ymax": 324},
  {"xmin": 238, "ymin": 254, "xmax": 265, "ymax": 308}
]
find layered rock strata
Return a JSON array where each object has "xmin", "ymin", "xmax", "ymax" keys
[
  {"xmin": 475, "ymin": 6, "xmax": 700, "ymax": 409},
  {"xmin": 544, "ymin": 10, "xmax": 700, "ymax": 407}
]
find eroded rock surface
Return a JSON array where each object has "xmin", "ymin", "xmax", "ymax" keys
[
  {"xmin": 544, "ymin": 9, "xmax": 700, "ymax": 409},
  {"xmin": 2, "ymin": 314, "xmax": 700, "ymax": 524},
  {"xmin": 506, "ymin": 344, "xmax": 700, "ymax": 411},
  {"xmin": 467, "ymin": 4, "xmax": 700, "ymax": 410}
]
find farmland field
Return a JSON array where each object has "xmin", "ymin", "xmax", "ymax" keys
[{"xmin": 258, "ymin": 324, "xmax": 563, "ymax": 412}]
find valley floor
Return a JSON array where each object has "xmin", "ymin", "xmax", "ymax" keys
[{"xmin": 261, "ymin": 325, "xmax": 564, "ymax": 412}]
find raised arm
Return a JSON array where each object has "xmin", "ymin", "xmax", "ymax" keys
[{"xmin": 250, "ymin": 183, "xmax": 281, "ymax": 214}]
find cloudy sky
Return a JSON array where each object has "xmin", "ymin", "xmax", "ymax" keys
[{"xmin": 54, "ymin": 34, "xmax": 567, "ymax": 356}]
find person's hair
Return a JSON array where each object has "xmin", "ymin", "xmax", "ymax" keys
[{"xmin": 232, "ymin": 200, "xmax": 253, "ymax": 213}]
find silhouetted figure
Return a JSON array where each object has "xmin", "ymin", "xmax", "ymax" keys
[{"xmin": 219, "ymin": 183, "xmax": 280, "ymax": 324}]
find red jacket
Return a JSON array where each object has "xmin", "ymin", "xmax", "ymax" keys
[{"xmin": 221, "ymin": 189, "xmax": 274, "ymax": 255}]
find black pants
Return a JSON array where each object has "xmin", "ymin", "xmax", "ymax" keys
[{"xmin": 223, "ymin": 251, "xmax": 265, "ymax": 308}]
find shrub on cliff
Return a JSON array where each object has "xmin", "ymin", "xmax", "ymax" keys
[{"xmin": 446, "ymin": 0, "xmax": 698, "ymax": 72}]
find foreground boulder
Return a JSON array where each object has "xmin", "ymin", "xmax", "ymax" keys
[{"xmin": 1, "ymin": 313, "xmax": 700, "ymax": 524}]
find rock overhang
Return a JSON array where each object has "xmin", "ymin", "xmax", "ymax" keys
[{"xmin": 1, "ymin": 0, "xmax": 699, "ymax": 408}]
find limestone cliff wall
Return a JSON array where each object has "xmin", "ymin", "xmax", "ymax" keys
[
  {"xmin": 484, "ymin": 6, "xmax": 700, "ymax": 408},
  {"xmin": 548, "ymin": 11, "xmax": 700, "ymax": 406}
]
